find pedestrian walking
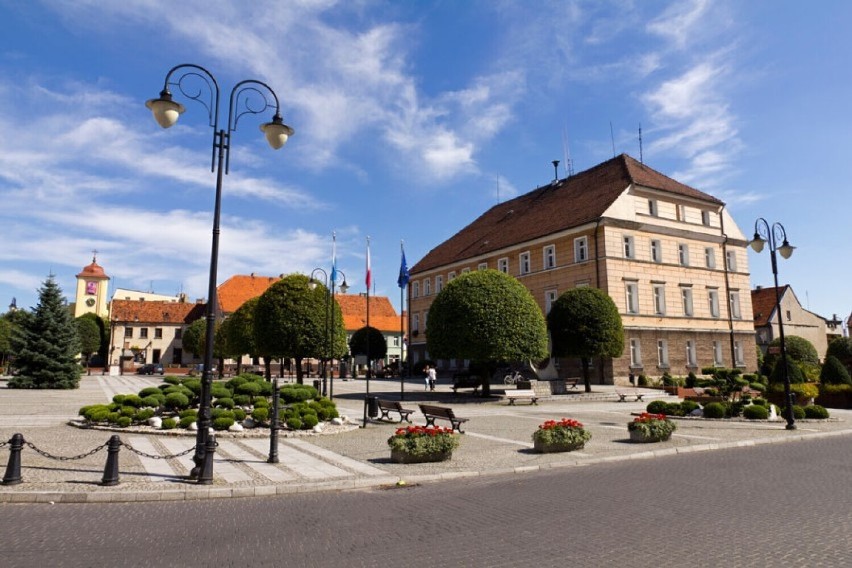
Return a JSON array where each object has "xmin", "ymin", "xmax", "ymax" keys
[{"xmin": 428, "ymin": 365, "xmax": 437, "ymax": 391}]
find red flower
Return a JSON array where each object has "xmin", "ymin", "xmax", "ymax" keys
[{"xmin": 538, "ymin": 417, "xmax": 584, "ymax": 430}]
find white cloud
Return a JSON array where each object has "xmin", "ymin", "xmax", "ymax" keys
[{"xmin": 646, "ymin": 0, "xmax": 711, "ymax": 48}]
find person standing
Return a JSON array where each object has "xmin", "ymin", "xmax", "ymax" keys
[
  {"xmin": 428, "ymin": 365, "xmax": 437, "ymax": 391},
  {"xmin": 424, "ymin": 365, "xmax": 431, "ymax": 390}
]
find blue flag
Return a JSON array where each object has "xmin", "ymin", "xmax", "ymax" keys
[
  {"xmin": 397, "ymin": 245, "xmax": 410, "ymax": 288},
  {"xmin": 331, "ymin": 232, "xmax": 338, "ymax": 283}
]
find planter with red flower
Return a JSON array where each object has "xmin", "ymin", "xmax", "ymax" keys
[
  {"xmin": 387, "ymin": 425, "xmax": 460, "ymax": 464},
  {"xmin": 628, "ymin": 412, "xmax": 676, "ymax": 443},
  {"xmin": 532, "ymin": 418, "xmax": 591, "ymax": 453}
]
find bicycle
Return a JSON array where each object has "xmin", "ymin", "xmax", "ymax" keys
[{"xmin": 503, "ymin": 370, "xmax": 524, "ymax": 385}]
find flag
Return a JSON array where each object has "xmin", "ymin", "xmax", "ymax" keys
[
  {"xmin": 397, "ymin": 243, "xmax": 409, "ymax": 288},
  {"xmin": 330, "ymin": 232, "xmax": 338, "ymax": 283},
  {"xmin": 365, "ymin": 237, "xmax": 372, "ymax": 291}
]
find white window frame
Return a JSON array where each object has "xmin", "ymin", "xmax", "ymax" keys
[
  {"xmin": 678, "ymin": 243, "xmax": 689, "ymax": 267},
  {"xmin": 543, "ymin": 245, "xmax": 556, "ymax": 270},
  {"xmin": 701, "ymin": 210, "xmax": 711, "ymax": 226},
  {"xmin": 650, "ymin": 240, "xmax": 662, "ymax": 263},
  {"xmin": 423, "ymin": 278, "xmax": 431, "ymax": 296},
  {"xmin": 681, "ymin": 287, "xmax": 694, "ymax": 317},
  {"xmin": 729, "ymin": 291, "xmax": 742, "ymax": 319},
  {"xmin": 545, "ymin": 289, "xmax": 558, "ymax": 315},
  {"xmin": 519, "ymin": 251, "xmax": 531, "ymax": 275},
  {"xmin": 478, "ymin": 262, "xmax": 487, "ymax": 270},
  {"xmin": 657, "ymin": 339, "xmax": 669, "ymax": 367},
  {"xmin": 713, "ymin": 341, "xmax": 724, "ymax": 366},
  {"xmin": 648, "ymin": 199, "xmax": 658, "ymax": 217},
  {"xmin": 653, "ymin": 284, "xmax": 666, "ymax": 316},
  {"xmin": 435, "ymin": 275, "xmax": 443, "ymax": 293},
  {"xmin": 448, "ymin": 271, "xmax": 456, "ymax": 281},
  {"xmin": 498, "ymin": 257, "xmax": 509, "ymax": 274},
  {"xmin": 625, "ymin": 282, "xmax": 639, "ymax": 314},
  {"xmin": 630, "ymin": 338, "xmax": 642, "ymax": 367},
  {"xmin": 677, "ymin": 204, "xmax": 686, "ymax": 221},
  {"xmin": 413, "ymin": 314, "xmax": 420, "ymax": 332},
  {"xmin": 623, "ymin": 236, "xmax": 635, "ymax": 259},
  {"xmin": 686, "ymin": 340, "xmax": 697, "ymax": 367},
  {"xmin": 726, "ymin": 250, "xmax": 738, "ymax": 271},
  {"xmin": 461, "ymin": 267, "xmax": 470, "ymax": 274},
  {"xmin": 412, "ymin": 281, "xmax": 420, "ymax": 298},
  {"xmin": 574, "ymin": 237, "xmax": 588, "ymax": 263},
  {"xmin": 704, "ymin": 247, "xmax": 716, "ymax": 269},
  {"xmin": 708, "ymin": 289, "xmax": 720, "ymax": 318},
  {"xmin": 734, "ymin": 340, "xmax": 745, "ymax": 366}
]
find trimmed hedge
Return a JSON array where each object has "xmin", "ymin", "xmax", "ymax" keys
[{"xmin": 743, "ymin": 405, "xmax": 769, "ymax": 420}]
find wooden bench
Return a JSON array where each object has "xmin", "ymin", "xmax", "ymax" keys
[
  {"xmin": 615, "ymin": 388, "xmax": 645, "ymax": 402},
  {"xmin": 377, "ymin": 399, "xmax": 415, "ymax": 423},
  {"xmin": 505, "ymin": 389, "xmax": 538, "ymax": 405},
  {"xmin": 451, "ymin": 372, "xmax": 481, "ymax": 394},
  {"xmin": 418, "ymin": 404, "xmax": 470, "ymax": 433},
  {"xmin": 565, "ymin": 378, "xmax": 580, "ymax": 390}
]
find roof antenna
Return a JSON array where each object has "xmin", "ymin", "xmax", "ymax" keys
[
  {"xmin": 551, "ymin": 160, "xmax": 560, "ymax": 182},
  {"xmin": 609, "ymin": 121, "xmax": 616, "ymax": 157},
  {"xmin": 562, "ymin": 124, "xmax": 574, "ymax": 177},
  {"xmin": 639, "ymin": 123, "xmax": 644, "ymax": 164}
]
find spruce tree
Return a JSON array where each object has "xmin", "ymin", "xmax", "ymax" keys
[{"xmin": 9, "ymin": 276, "xmax": 81, "ymax": 389}]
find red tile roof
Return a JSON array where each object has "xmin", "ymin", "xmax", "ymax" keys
[
  {"xmin": 751, "ymin": 286, "xmax": 788, "ymax": 327},
  {"xmin": 218, "ymin": 274, "xmax": 283, "ymax": 314},
  {"xmin": 337, "ymin": 294, "xmax": 406, "ymax": 334},
  {"xmin": 411, "ymin": 154, "xmax": 724, "ymax": 273},
  {"xmin": 110, "ymin": 299, "xmax": 205, "ymax": 324}
]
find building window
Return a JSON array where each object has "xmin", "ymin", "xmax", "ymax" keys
[
  {"xmin": 412, "ymin": 281, "xmax": 420, "ymax": 298},
  {"xmin": 734, "ymin": 340, "xmax": 744, "ymax": 366},
  {"xmin": 630, "ymin": 339, "xmax": 642, "ymax": 367},
  {"xmin": 657, "ymin": 340, "xmax": 669, "ymax": 367},
  {"xmin": 686, "ymin": 340, "xmax": 697, "ymax": 367},
  {"xmin": 708, "ymin": 289, "xmax": 720, "ymax": 318},
  {"xmin": 625, "ymin": 282, "xmax": 639, "ymax": 314},
  {"xmin": 713, "ymin": 341, "xmax": 723, "ymax": 366},
  {"xmin": 478, "ymin": 262, "xmax": 487, "ymax": 270},
  {"xmin": 678, "ymin": 244, "xmax": 689, "ymax": 266},
  {"xmin": 701, "ymin": 210, "xmax": 711, "ymax": 226},
  {"xmin": 435, "ymin": 275, "xmax": 443, "ymax": 293},
  {"xmin": 704, "ymin": 247, "xmax": 716, "ymax": 269},
  {"xmin": 543, "ymin": 245, "xmax": 556, "ymax": 270},
  {"xmin": 653, "ymin": 285, "xmax": 666, "ymax": 316},
  {"xmin": 498, "ymin": 258, "xmax": 509, "ymax": 273},
  {"xmin": 729, "ymin": 291, "xmax": 742, "ymax": 319},
  {"xmin": 424, "ymin": 310, "xmax": 428, "ymax": 328},
  {"xmin": 139, "ymin": 328, "xmax": 148, "ymax": 339},
  {"xmin": 392, "ymin": 336, "xmax": 400, "ymax": 347},
  {"xmin": 786, "ymin": 310, "xmax": 791, "ymax": 321},
  {"xmin": 681, "ymin": 287, "xmax": 694, "ymax": 316},
  {"xmin": 574, "ymin": 237, "xmax": 588, "ymax": 262},
  {"xmin": 461, "ymin": 267, "xmax": 470, "ymax": 274},
  {"xmin": 623, "ymin": 236, "xmax": 635, "ymax": 259},
  {"xmin": 519, "ymin": 251, "xmax": 531, "ymax": 275},
  {"xmin": 124, "ymin": 327, "xmax": 133, "ymax": 338},
  {"xmin": 413, "ymin": 314, "xmax": 420, "ymax": 332},
  {"xmin": 545, "ymin": 290, "xmax": 558, "ymax": 315},
  {"xmin": 175, "ymin": 328, "xmax": 182, "ymax": 340},
  {"xmin": 676, "ymin": 204, "xmax": 686, "ymax": 221},
  {"xmin": 155, "ymin": 328, "xmax": 163, "ymax": 339},
  {"xmin": 648, "ymin": 199, "xmax": 658, "ymax": 216},
  {"xmin": 448, "ymin": 271, "xmax": 456, "ymax": 281},
  {"xmin": 726, "ymin": 250, "xmax": 737, "ymax": 271},
  {"xmin": 650, "ymin": 240, "xmax": 662, "ymax": 263},
  {"xmin": 423, "ymin": 278, "xmax": 431, "ymax": 296}
]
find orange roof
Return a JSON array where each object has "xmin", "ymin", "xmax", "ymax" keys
[
  {"xmin": 77, "ymin": 256, "xmax": 108, "ymax": 279},
  {"xmin": 336, "ymin": 294, "xmax": 406, "ymax": 334},
  {"xmin": 111, "ymin": 299, "xmax": 205, "ymax": 325},
  {"xmin": 751, "ymin": 286, "xmax": 788, "ymax": 327},
  {"xmin": 217, "ymin": 274, "xmax": 283, "ymax": 314},
  {"xmin": 412, "ymin": 154, "xmax": 723, "ymax": 273}
]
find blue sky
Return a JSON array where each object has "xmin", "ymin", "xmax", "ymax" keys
[{"xmin": 0, "ymin": 1, "xmax": 849, "ymax": 323}]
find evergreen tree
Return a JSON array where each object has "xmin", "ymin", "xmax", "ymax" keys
[
  {"xmin": 75, "ymin": 314, "xmax": 101, "ymax": 372},
  {"xmin": 9, "ymin": 276, "xmax": 81, "ymax": 389},
  {"xmin": 819, "ymin": 354, "xmax": 852, "ymax": 386}
]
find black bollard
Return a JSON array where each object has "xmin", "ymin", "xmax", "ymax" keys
[
  {"xmin": 268, "ymin": 378, "xmax": 280, "ymax": 464},
  {"xmin": 2, "ymin": 433, "xmax": 24, "ymax": 486},
  {"xmin": 198, "ymin": 434, "xmax": 216, "ymax": 485},
  {"xmin": 100, "ymin": 435, "xmax": 121, "ymax": 486}
]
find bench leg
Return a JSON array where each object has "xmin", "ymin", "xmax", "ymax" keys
[
  {"xmin": 425, "ymin": 417, "xmax": 435, "ymax": 427},
  {"xmin": 508, "ymin": 399, "xmax": 516, "ymax": 405},
  {"xmin": 451, "ymin": 421, "xmax": 464, "ymax": 434},
  {"xmin": 400, "ymin": 412, "xmax": 412, "ymax": 424},
  {"xmin": 636, "ymin": 395, "xmax": 644, "ymax": 402}
]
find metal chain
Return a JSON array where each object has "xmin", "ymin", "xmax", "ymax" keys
[
  {"xmin": 0, "ymin": 440, "xmax": 8, "ymax": 449},
  {"xmin": 121, "ymin": 440, "xmax": 197, "ymax": 460},
  {"xmin": 25, "ymin": 441, "xmax": 109, "ymax": 461}
]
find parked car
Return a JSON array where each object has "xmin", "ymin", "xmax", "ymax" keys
[
  {"xmin": 188, "ymin": 363, "xmax": 218, "ymax": 376},
  {"xmin": 137, "ymin": 363, "xmax": 164, "ymax": 375}
]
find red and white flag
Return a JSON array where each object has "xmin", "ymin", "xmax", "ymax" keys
[{"xmin": 365, "ymin": 237, "xmax": 372, "ymax": 291}]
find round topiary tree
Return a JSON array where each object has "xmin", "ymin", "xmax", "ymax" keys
[
  {"xmin": 426, "ymin": 269, "xmax": 548, "ymax": 397},
  {"xmin": 819, "ymin": 354, "xmax": 852, "ymax": 386},
  {"xmin": 826, "ymin": 337, "xmax": 852, "ymax": 375},
  {"xmin": 762, "ymin": 335, "xmax": 819, "ymax": 375},
  {"xmin": 769, "ymin": 355, "xmax": 806, "ymax": 384},
  {"xmin": 349, "ymin": 326, "xmax": 387, "ymax": 377},
  {"xmin": 547, "ymin": 287, "xmax": 624, "ymax": 393}
]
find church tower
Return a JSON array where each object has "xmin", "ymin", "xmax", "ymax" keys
[{"xmin": 74, "ymin": 253, "xmax": 110, "ymax": 318}]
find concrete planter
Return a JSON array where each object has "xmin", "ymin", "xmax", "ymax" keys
[
  {"xmin": 629, "ymin": 429, "xmax": 671, "ymax": 443},
  {"xmin": 390, "ymin": 448, "xmax": 453, "ymax": 464},
  {"xmin": 533, "ymin": 439, "xmax": 585, "ymax": 453}
]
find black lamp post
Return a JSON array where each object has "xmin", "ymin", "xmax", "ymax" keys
[
  {"xmin": 749, "ymin": 218, "xmax": 796, "ymax": 430},
  {"xmin": 310, "ymin": 266, "xmax": 348, "ymax": 399},
  {"xmin": 147, "ymin": 64, "xmax": 293, "ymax": 482}
]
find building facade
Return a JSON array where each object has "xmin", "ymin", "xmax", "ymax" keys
[
  {"xmin": 408, "ymin": 154, "xmax": 757, "ymax": 385},
  {"xmin": 72, "ymin": 255, "xmax": 110, "ymax": 318},
  {"xmin": 752, "ymin": 285, "xmax": 833, "ymax": 361}
]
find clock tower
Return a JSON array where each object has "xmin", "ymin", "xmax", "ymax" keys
[{"xmin": 74, "ymin": 253, "xmax": 110, "ymax": 318}]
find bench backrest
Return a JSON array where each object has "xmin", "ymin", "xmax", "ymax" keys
[
  {"xmin": 378, "ymin": 399, "xmax": 401, "ymax": 410},
  {"xmin": 509, "ymin": 389, "xmax": 535, "ymax": 396},
  {"xmin": 419, "ymin": 404, "xmax": 455, "ymax": 418}
]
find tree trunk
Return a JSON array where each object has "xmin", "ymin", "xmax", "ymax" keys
[
  {"xmin": 582, "ymin": 358, "xmax": 592, "ymax": 393},
  {"xmin": 295, "ymin": 356, "xmax": 304, "ymax": 384},
  {"xmin": 264, "ymin": 360, "xmax": 272, "ymax": 381}
]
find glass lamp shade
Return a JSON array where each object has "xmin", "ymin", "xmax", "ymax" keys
[
  {"xmin": 309, "ymin": 278, "xmax": 318, "ymax": 290},
  {"xmin": 145, "ymin": 94, "xmax": 185, "ymax": 129},
  {"xmin": 339, "ymin": 280, "xmax": 350, "ymax": 294},
  {"xmin": 749, "ymin": 234, "xmax": 766, "ymax": 253},
  {"xmin": 778, "ymin": 241, "xmax": 795, "ymax": 259},
  {"xmin": 260, "ymin": 115, "xmax": 294, "ymax": 150}
]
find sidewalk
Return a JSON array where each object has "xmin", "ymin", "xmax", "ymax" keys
[{"xmin": 2, "ymin": 375, "xmax": 850, "ymax": 503}]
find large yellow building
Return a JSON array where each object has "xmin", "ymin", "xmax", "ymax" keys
[{"xmin": 408, "ymin": 154, "xmax": 757, "ymax": 385}]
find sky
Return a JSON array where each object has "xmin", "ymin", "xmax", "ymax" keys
[{"xmin": 0, "ymin": 0, "xmax": 849, "ymax": 323}]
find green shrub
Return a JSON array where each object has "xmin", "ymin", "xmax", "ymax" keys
[
  {"xmin": 122, "ymin": 395, "xmax": 144, "ymax": 408},
  {"xmin": 233, "ymin": 394, "xmax": 252, "ymax": 406},
  {"xmin": 161, "ymin": 418, "xmax": 177, "ymax": 429},
  {"xmin": 135, "ymin": 408, "xmax": 155, "ymax": 422},
  {"xmin": 302, "ymin": 414, "xmax": 319, "ymax": 429},
  {"xmin": 179, "ymin": 416, "xmax": 196, "ymax": 429},
  {"xmin": 769, "ymin": 356, "xmax": 806, "ymax": 384},
  {"xmin": 286, "ymin": 417, "xmax": 303, "ymax": 430},
  {"xmin": 226, "ymin": 376, "xmax": 248, "ymax": 390},
  {"xmin": 182, "ymin": 379, "xmax": 202, "ymax": 395},
  {"xmin": 279, "ymin": 385, "xmax": 318, "ymax": 403},
  {"xmin": 211, "ymin": 408, "xmax": 235, "ymax": 421},
  {"xmin": 686, "ymin": 372, "xmax": 697, "ymax": 388},
  {"xmin": 784, "ymin": 405, "xmax": 806, "ymax": 420},
  {"xmin": 214, "ymin": 397, "xmax": 235, "ymax": 409},
  {"xmin": 820, "ymin": 355, "xmax": 852, "ymax": 386},
  {"xmin": 141, "ymin": 395, "xmax": 162, "ymax": 408},
  {"xmin": 251, "ymin": 407, "xmax": 269, "ymax": 423},
  {"xmin": 748, "ymin": 382, "xmax": 766, "ymax": 393},
  {"xmin": 107, "ymin": 412, "xmax": 121, "ymax": 424},
  {"xmin": 236, "ymin": 382, "xmax": 262, "ymax": 396},
  {"xmin": 116, "ymin": 416, "xmax": 132, "ymax": 428},
  {"xmin": 211, "ymin": 385, "xmax": 232, "ymax": 399},
  {"xmin": 232, "ymin": 408, "xmax": 246, "ymax": 421},
  {"xmin": 112, "ymin": 394, "xmax": 127, "ymax": 404},
  {"xmin": 646, "ymin": 400, "xmax": 668, "ymax": 414},
  {"xmin": 163, "ymin": 385, "xmax": 186, "ymax": 395},
  {"xmin": 803, "ymin": 405, "xmax": 830, "ymax": 419},
  {"xmin": 820, "ymin": 383, "xmax": 852, "ymax": 395},
  {"xmin": 703, "ymin": 402, "xmax": 726, "ymax": 419},
  {"xmin": 753, "ymin": 398, "xmax": 768, "ymax": 407},
  {"xmin": 743, "ymin": 405, "xmax": 769, "ymax": 420},
  {"xmin": 83, "ymin": 405, "xmax": 111, "ymax": 422},
  {"xmin": 212, "ymin": 417, "xmax": 235, "ymax": 431},
  {"xmin": 138, "ymin": 387, "xmax": 162, "ymax": 398},
  {"xmin": 179, "ymin": 409, "xmax": 198, "ymax": 419},
  {"xmin": 163, "ymin": 376, "xmax": 181, "ymax": 385},
  {"xmin": 680, "ymin": 401, "xmax": 699, "ymax": 414},
  {"xmin": 164, "ymin": 392, "xmax": 190, "ymax": 410},
  {"xmin": 637, "ymin": 374, "xmax": 648, "ymax": 387},
  {"xmin": 728, "ymin": 401, "xmax": 745, "ymax": 417},
  {"xmin": 253, "ymin": 396, "xmax": 269, "ymax": 408},
  {"xmin": 120, "ymin": 405, "xmax": 137, "ymax": 418}
]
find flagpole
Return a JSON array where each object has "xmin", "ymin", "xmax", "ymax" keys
[
  {"xmin": 363, "ymin": 236, "xmax": 371, "ymax": 428},
  {"xmin": 399, "ymin": 240, "xmax": 407, "ymax": 401}
]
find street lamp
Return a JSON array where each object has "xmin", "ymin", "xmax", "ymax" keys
[
  {"xmin": 310, "ymin": 266, "xmax": 348, "ymax": 399},
  {"xmin": 147, "ymin": 64, "xmax": 293, "ymax": 483},
  {"xmin": 749, "ymin": 218, "xmax": 796, "ymax": 430}
]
